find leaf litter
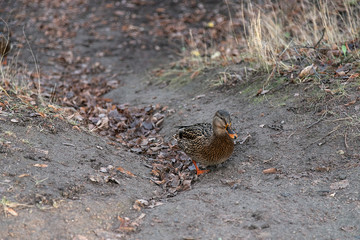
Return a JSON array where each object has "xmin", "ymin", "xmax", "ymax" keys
[
  {"xmin": 21, "ymin": 14, "xmax": 200, "ymax": 196},
  {"xmin": 0, "ymin": 6, "xmax": 203, "ymax": 197},
  {"xmin": 73, "ymin": 100, "xmax": 196, "ymax": 195}
]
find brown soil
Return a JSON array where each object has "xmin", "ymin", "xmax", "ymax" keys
[{"xmin": 1, "ymin": 1, "xmax": 359, "ymax": 240}]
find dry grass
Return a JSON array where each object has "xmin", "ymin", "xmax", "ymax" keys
[
  {"xmin": 174, "ymin": 0, "xmax": 360, "ymax": 74},
  {"xmin": 244, "ymin": 0, "xmax": 360, "ymax": 68},
  {"xmin": 0, "ymin": 56, "xmax": 65, "ymax": 121},
  {"xmin": 0, "ymin": 21, "xmax": 50, "ymax": 117}
]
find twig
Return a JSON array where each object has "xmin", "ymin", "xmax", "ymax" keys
[
  {"xmin": 62, "ymin": 142, "xmax": 75, "ymax": 147},
  {"xmin": 263, "ymin": 63, "xmax": 277, "ymax": 89},
  {"xmin": 306, "ymin": 111, "xmax": 327, "ymax": 129},
  {"xmin": 325, "ymin": 117, "xmax": 353, "ymax": 123},
  {"xmin": 34, "ymin": 177, "xmax": 48, "ymax": 186},
  {"xmin": 305, "ymin": 125, "xmax": 340, "ymax": 148},
  {"xmin": 344, "ymin": 132, "xmax": 349, "ymax": 149},
  {"xmin": 313, "ymin": 28, "xmax": 326, "ymax": 49},
  {"xmin": 294, "ymin": 28, "xmax": 326, "ymax": 50},
  {"xmin": 278, "ymin": 39, "xmax": 293, "ymax": 59},
  {"xmin": 238, "ymin": 133, "xmax": 251, "ymax": 145},
  {"xmin": 306, "ymin": 116, "xmax": 325, "ymax": 129},
  {"xmin": 50, "ymin": 83, "xmax": 57, "ymax": 103},
  {"xmin": 143, "ymin": 163, "xmax": 153, "ymax": 169},
  {"xmin": 287, "ymin": 129, "xmax": 298, "ymax": 139}
]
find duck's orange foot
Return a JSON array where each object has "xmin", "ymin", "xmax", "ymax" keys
[
  {"xmin": 192, "ymin": 160, "xmax": 210, "ymax": 175},
  {"xmin": 196, "ymin": 169, "xmax": 210, "ymax": 175}
]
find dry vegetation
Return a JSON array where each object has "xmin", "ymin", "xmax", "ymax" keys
[
  {"xmin": 151, "ymin": 1, "xmax": 359, "ymax": 96},
  {"xmin": 2, "ymin": 1, "xmax": 360, "ymax": 97},
  {"xmin": 174, "ymin": 0, "xmax": 360, "ymax": 67},
  {"xmin": 244, "ymin": 0, "xmax": 360, "ymax": 67}
]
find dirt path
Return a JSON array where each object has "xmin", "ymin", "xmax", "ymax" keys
[
  {"xmin": 1, "ymin": 1, "xmax": 359, "ymax": 240},
  {"xmin": 118, "ymin": 75, "xmax": 359, "ymax": 239}
]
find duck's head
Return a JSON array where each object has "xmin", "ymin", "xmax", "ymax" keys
[{"xmin": 213, "ymin": 110, "xmax": 237, "ymax": 139}]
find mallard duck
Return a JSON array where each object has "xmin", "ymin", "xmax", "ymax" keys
[
  {"xmin": 0, "ymin": 31, "xmax": 11, "ymax": 65},
  {"xmin": 175, "ymin": 110, "xmax": 237, "ymax": 175}
]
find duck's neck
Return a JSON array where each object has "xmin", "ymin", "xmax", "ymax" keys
[
  {"xmin": 212, "ymin": 124, "xmax": 224, "ymax": 136},
  {"xmin": 210, "ymin": 132, "xmax": 233, "ymax": 146}
]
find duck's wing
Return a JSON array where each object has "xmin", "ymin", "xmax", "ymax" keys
[{"xmin": 177, "ymin": 123, "xmax": 212, "ymax": 140}]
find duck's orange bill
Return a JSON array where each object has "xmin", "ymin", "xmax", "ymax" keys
[{"xmin": 226, "ymin": 127, "xmax": 238, "ymax": 139}]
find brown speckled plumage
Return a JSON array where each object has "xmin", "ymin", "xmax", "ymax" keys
[{"xmin": 175, "ymin": 110, "xmax": 237, "ymax": 174}]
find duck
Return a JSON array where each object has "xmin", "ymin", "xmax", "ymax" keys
[
  {"xmin": 175, "ymin": 110, "xmax": 237, "ymax": 175},
  {"xmin": 0, "ymin": 31, "xmax": 11, "ymax": 65}
]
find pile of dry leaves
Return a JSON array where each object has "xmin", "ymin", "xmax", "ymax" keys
[{"xmin": 81, "ymin": 100, "xmax": 197, "ymax": 196}]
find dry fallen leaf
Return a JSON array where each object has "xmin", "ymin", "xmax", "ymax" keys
[
  {"xmin": 48, "ymin": 104, "xmax": 60, "ymax": 112},
  {"xmin": 207, "ymin": 21, "xmax": 215, "ymax": 28},
  {"xmin": 330, "ymin": 179, "xmax": 349, "ymax": 190},
  {"xmin": 37, "ymin": 111, "xmax": 46, "ymax": 118},
  {"xmin": 349, "ymin": 73, "xmax": 360, "ymax": 79},
  {"xmin": 116, "ymin": 213, "xmax": 145, "ymax": 232},
  {"xmin": 190, "ymin": 70, "xmax": 200, "ymax": 79},
  {"xmin": 337, "ymin": 150, "xmax": 345, "ymax": 155},
  {"xmin": 130, "ymin": 213, "xmax": 146, "ymax": 227},
  {"xmin": 315, "ymin": 167, "xmax": 330, "ymax": 172},
  {"xmin": 299, "ymin": 64, "xmax": 317, "ymax": 78},
  {"xmin": 191, "ymin": 50, "xmax": 200, "ymax": 57},
  {"xmin": 18, "ymin": 173, "xmax": 30, "ymax": 178},
  {"xmin": 72, "ymin": 125, "xmax": 81, "ymax": 131},
  {"xmin": 337, "ymin": 71, "xmax": 346, "ymax": 76},
  {"xmin": 5, "ymin": 207, "xmax": 18, "ymax": 216},
  {"xmin": 118, "ymin": 226, "xmax": 136, "ymax": 232},
  {"xmin": 33, "ymin": 164, "xmax": 48, "ymax": 168},
  {"xmin": 256, "ymin": 88, "xmax": 269, "ymax": 96},
  {"xmin": 340, "ymin": 225, "xmax": 356, "ymax": 232},
  {"xmin": 324, "ymin": 89, "xmax": 334, "ymax": 94},
  {"xmin": 344, "ymin": 100, "xmax": 356, "ymax": 107},
  {"xmin": 133, "ymin": 199, "xmax": 149, "ymax": 211},
  {"xmin": 262, "ymin": 168, "xmax": 277, "ymax": 174},
  {"xmin": 35, "ymin": 148, "xmax": 49, "ymax": 155},
  {"xmin": 116, "ymin": 167, "xmax": 136, "ymax": 177}
]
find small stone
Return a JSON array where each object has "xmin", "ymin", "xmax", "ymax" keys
[
  {"xmin": 248, "ymin": 224, "xmax": 258, "ymax": 230},
  {"xmin": 338, "ymin": 174, "xmax": 347, "ymax": 180},
  {"xmin": 261, "ymin": 223, "xmax": 270, "ymax": 229}
]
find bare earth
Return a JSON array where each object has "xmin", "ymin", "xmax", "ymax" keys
[{"xmin": 1, "ymin": 1, "xmax": 359, "ymax": 240}]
